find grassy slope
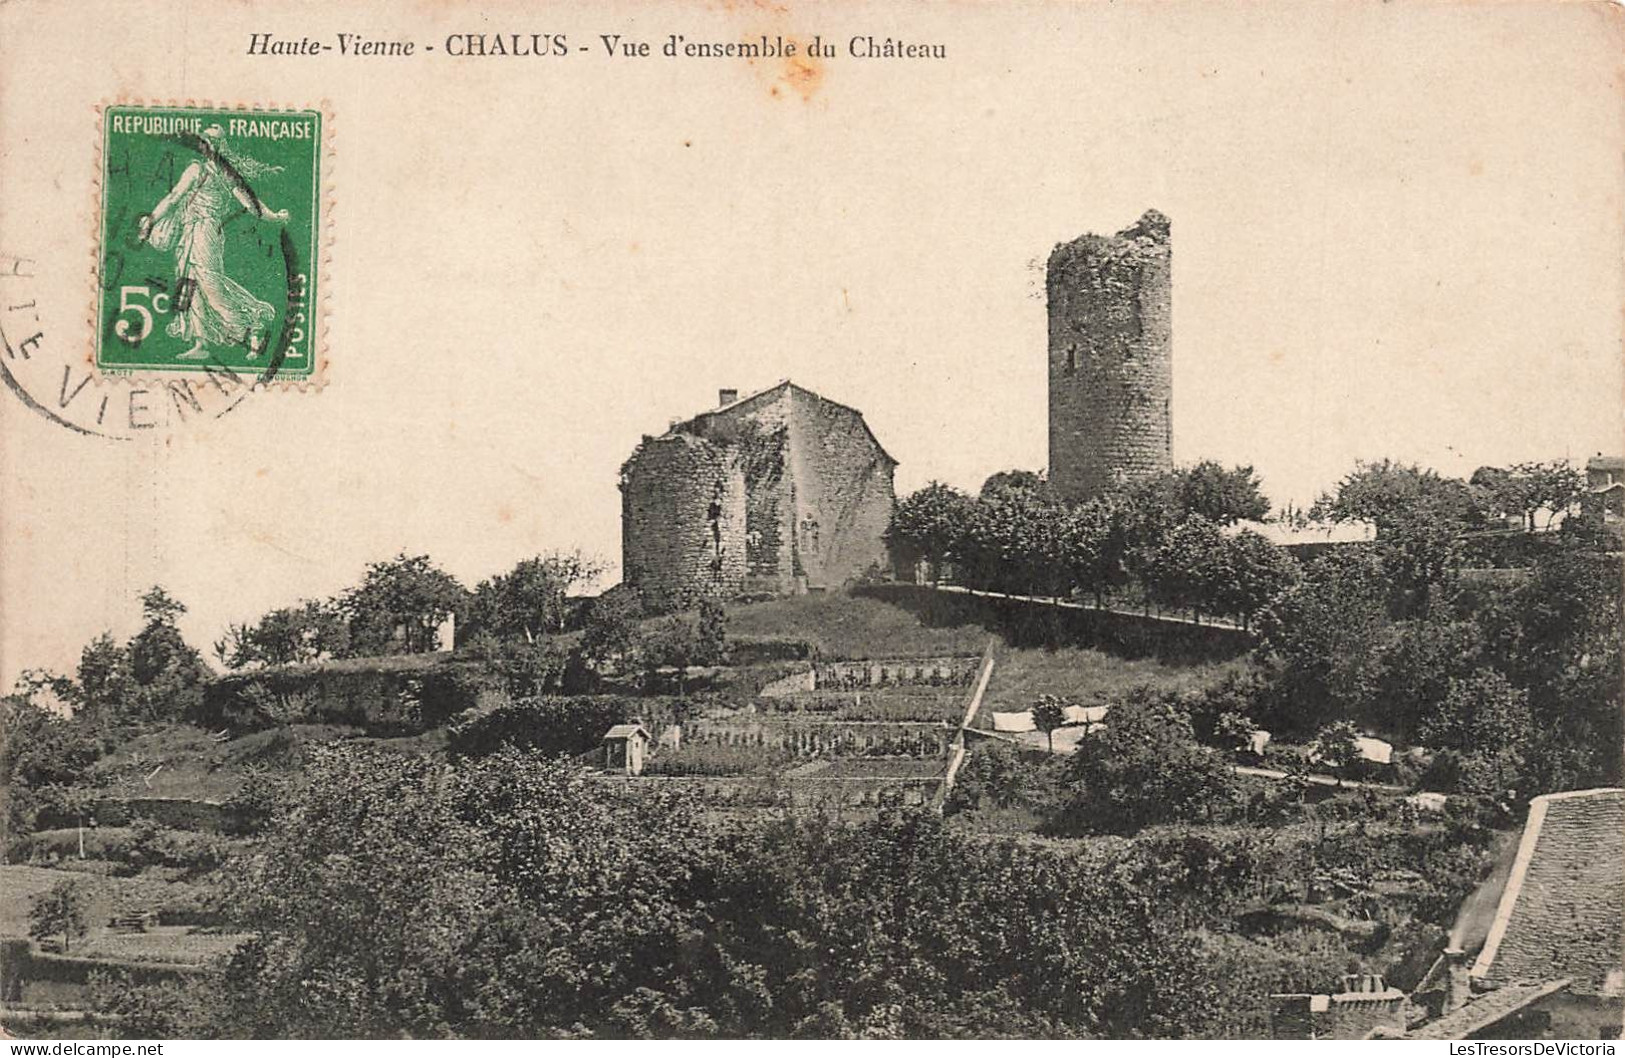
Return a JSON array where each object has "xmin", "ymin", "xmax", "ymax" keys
[
  {"xmin": 983, "ymin": 647, "xmax": 1242, "ymax": 716},
  {"xmin": 92, "ymin": 722, "xmax": 360, "ymax": 801},
  {"xmin": 1, "ymin": 864, "xmax": 247, "ymax": 965},
  {"xmin": 725, "ymin": 593, "xmax": 990, "ymax": 659},
  {"xmin": 726, "ymin": 591, "xmax": 1238, "ymax": 721}
]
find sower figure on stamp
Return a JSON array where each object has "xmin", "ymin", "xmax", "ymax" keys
[{"xmin": 137, "ymin": 125, "xmax": 289, "ymax": 360}]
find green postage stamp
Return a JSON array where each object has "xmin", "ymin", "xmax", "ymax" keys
[{"xmin": 95, "ymin": 103, "xmax": 322, "ymax": 380}]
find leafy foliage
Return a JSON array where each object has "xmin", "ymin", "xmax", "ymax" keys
[
  {"xmin": 341, "ymin": 553, "xmax": 469, "ymax": 656},
  {"xmin": 1, "ymin": 691, "xmax": 103, "ymax": 835},
  {"xmin": 29, "ymin": 877, "xmax": 91, "ymax": 952},
  {"xmin": 195, "ymin": 746, "xmax": 1342, "ymax": 1038},
  {"xmin": 465, "ymin": 551, "xmax": 604, "ymax": 643},
  {"xmin": 1060, "ymin": 688, "xmax": 1238, "ymax": 834},
  {"xmin": 882, "ymin": 482, "xmax": 977, "ymax": 581},
  {"xmin": 1470, "ymin": 460, "xmax": 1585, "ymax": 532},
  {"xmin": 217, "ymin": 600, "xmax": 349, "ymax": 669}
]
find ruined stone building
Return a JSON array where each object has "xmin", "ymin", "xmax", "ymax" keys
[
  {"xmin": 1047, "ymin": 209, "xmax": 1173, "ymax": 503},
  {"xmin": 620, "ymin": 381, "xmax": 897, "ymax": 605}
]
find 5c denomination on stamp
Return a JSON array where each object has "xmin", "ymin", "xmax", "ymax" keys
[{"xmin": 96, "ymin": 104, "xmax": 323, "ymax": 382}]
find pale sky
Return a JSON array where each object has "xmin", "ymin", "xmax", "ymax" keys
[{"xmin": 1, "ymin": 0, "xmax": 1621, "ymax": 686}]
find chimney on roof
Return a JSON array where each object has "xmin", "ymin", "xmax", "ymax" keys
[
  {"xmin": 1442, "ymin": 947, "xmax": 1471, "ymax": 1013},
  {"xmin": 719, "ymin": 388, "xmax": 738, "ymax": 407}
]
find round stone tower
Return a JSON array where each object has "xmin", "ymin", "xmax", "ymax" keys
[
  {"xmin": 1047, "ymin": 209, "xmax": 1172, "ymax": 503},
  {"xmin": 620, "ymin": 433, "xmax": 748, "ymax": 607}
]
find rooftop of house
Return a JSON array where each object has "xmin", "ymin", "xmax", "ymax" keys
[
  {"xmin": 1224, "ymin": 519, "xmax": 1378, "ymax": 547},
  {"xmin": 1470, "ymin": 788, "xmax": 1625, "ymax": 997},
  {"xmin": 1586, "ymin": 456, "xmax": 1624, "ymax": 473},
  {"xmin": 603, "ymin": 724, "xmax": 650, "ymax": 742},
  {"xmin": 664, "ymin": 380, "xmax": 898, "ymax": 466},
  {"xmin": 1407, "ymin": 978, "xmax": 1573, "ymax": 1040}
]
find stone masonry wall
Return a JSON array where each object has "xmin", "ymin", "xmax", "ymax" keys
[
  {"xmin": 621, "ymin": 434, "xmax": 748, "ymax": 605},
  {"xmin": 623, "ymin": 383, "xmax": 896, "ymax": 603},
  {"xmin": 1048, "ymin": 210, "xmax": 1173, "ymax": 503},
  {"xmin": 785, "ymin": 386, "xmax": 896, "ymax": 587}
]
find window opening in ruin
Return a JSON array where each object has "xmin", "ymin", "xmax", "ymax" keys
[
  {"xmin": 1065, "ymin": 344, "xmax": 1078, "ymax": 374},
  {"xmin": 708, "ymin": 484, "xmax": 724, "ymax": 552}
]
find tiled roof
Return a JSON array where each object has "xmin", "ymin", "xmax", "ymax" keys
[
  {"xmin": 603, "ymin": 724, "xmax": 649, "ymax": 741},
  {"xmin": 1472, "ymin": 788, "xmax": 1625, "ymax": 997},
  {"xmin": 1408, "ymin": 979, "xmax": 1572, "ymax": 1040},
  {"xmin": 1586, "ymin": 456, "xmax": 1624, "ymax": 472}
]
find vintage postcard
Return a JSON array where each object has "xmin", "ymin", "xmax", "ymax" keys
[{"xmin": 0, "ymin": 0, "xmax": 1621, "ymax": 1045}]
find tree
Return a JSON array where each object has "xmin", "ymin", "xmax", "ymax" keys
[
  {"xmin": 1217, "ymin": 529, "xmax": 1299, "ymax": 628},
  {"xmin": 979, "ymin": 469, "xmax": 1048, "ymax": 500},
  {"xmin": 1313, "ymin": 459, "xmax": 1485, "ymax": 532},
  {"xmin": 1172, "ymin": 461, "xmax": 1270, "ymax": 525},
  {"xmin": 1110, "ymin": 462, "xmax": 1270, "ymax": 529},
  {"xmin": 695, "ymin": 598, "xmax": 729, "ymax": 666},
  {"xmin": 1032, "ymin": 695, "xmax": 1066, "ymax": 755},
  {"xmin": 340, "ymin": 553, "xmax": 469, "ymax": 656},
  {"xmin": 29, "ymin": 878, "xmax": 90, "ymax": 952},
  {"xmin": 1140, "ymin": 515, "xmax": 1230, "ymax": 618},
  {"xmin": 76, "ymin": 633, "xmax": 137, "ymax": 727},
  {"xmin": 1418, "ymin": 671, "xmax": 1532, "ymax": 756},
  {"xmin": 131, "ymin": 588, "xmax": 207, "ymax": 713},
  {"xmin": 1059, "ymin": 499, "xmax": 1129, "ymax": 606},
  {"xmin": 1471, "ymin": 460, "xmax": 1585, "ymax": 532},
  {"xmin": 884, "ymin": 482, "xmax": 976, "ymax": 582},
  {"xmin": 954, "ymin": 490, "xmax": 1069, "ymax": 595},
  {"xmin": 217, "ymin": 600, "xmax": 349, "ymax": 669},
  {"xmin": 2, "ymin": 693, "xmax": 102, "ymax": 835},
  {"xmin": 578, "ymin": 585, "xmax": 646, "ymax": 676},
  {"xmin": 466, "ymin": 551, "xmax": 605, "ymax": 644},
  {"xmin": 127, "ymin": 586, "xmax": 211, "ymax": 721},
  {"xmin": 644, "ymin": 614, "xmax": 701, "ymax": 695},
  {"xmin": 1253, "ymin": 547, "xmax": 1395, "ymax": 735},
  {"xmin": 1307, "ymin": 720, "xmax": 1361, "ymax": 785},
  {"xmin": 1479, "ymin": 544, "xmax": 1623, "ymax": 790},
  {"xmin": 1312, "ymin": 461, "xmax": 1486, "ymax": 616},
  {"xmin": 1062, "ymin": 688, "xmax": 1237, "ymax": 833}
]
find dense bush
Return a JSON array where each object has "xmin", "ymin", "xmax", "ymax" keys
[
  {"xmin": 202, "ymin": 657, "xmax": 507, "ymax": 734},
  {"xmin": 179, "ymin": 746, "xmax": 1403, "ymax": 1038},
  {"xmin": 1057, "ymin": 688, "xmax": 1239, "ymax": 834},
  {"xmin": 113, "ymin": 817, "xmax": 232, "ymax": 876}
]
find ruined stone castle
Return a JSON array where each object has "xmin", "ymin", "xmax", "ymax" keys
[
  {"xmin": 1047, "ymin": 209, "xmax": 1173, "ymax": 503},
  {"xmin": 620, "ymin": 381, "xmax": 897, "ymax": 605}
]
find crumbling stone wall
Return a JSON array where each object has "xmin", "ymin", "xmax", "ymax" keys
[
  {"xmin": 1048, "ymin": 210, "xmax": 1173, "ymax": 503},
  {"xmin": 620, "ymin": 434, "xmax": 748, "ymax": 605},
  {"xmin": 622, "ymin": 383, "xmax": 896, "ymax": 603},
  {"xmin": 785, "ymin": 386, "xmax": 897, "ymax": 588}
]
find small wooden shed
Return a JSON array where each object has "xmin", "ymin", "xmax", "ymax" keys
[{"xmin": 603, "ymin": 723, "xmax": 652, "ymax": 776}]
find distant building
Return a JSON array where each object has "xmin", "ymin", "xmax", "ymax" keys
[
  {"xmin": 620, "ymin": 381, "xmax": 897, "ymax": 606},
  {"xmin": 603, "ymin": 723, "xmax": 651, "ymax": 776},
  {"xmin": 1223, "ymin": 519, "xmax": 1377, "ymax": 559},
  {"xmin": 1406, "ymin": 788, "xmax": 1625, "ymax": 1040},
  {"xmin": 1585, "ymin": 456, "xmax": 1624, "ymax": 520}
]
